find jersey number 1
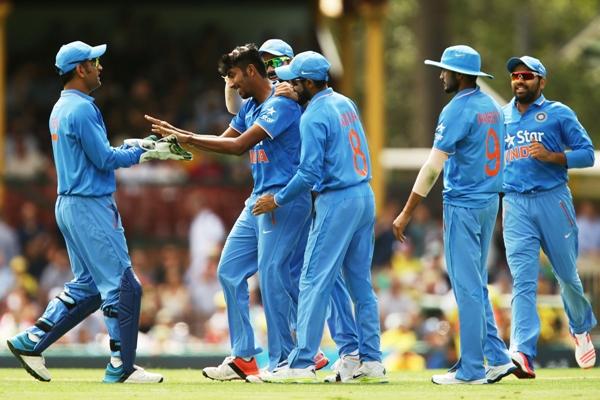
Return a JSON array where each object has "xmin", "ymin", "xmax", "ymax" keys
[
  {"xmin": 349, "ymin": 129, "xmax": 368, "ymax": 177},
  {"xmin": 485, "ymin": 127, "xmax": 500, "ymax": 177}
]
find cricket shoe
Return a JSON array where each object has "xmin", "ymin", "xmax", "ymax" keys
[
  {"xmin": 203, "ymin": 356, "xmax": 259, "ymax": 381},
  {"xmin": 246, "ymin": 361, "xmax": 287, "ymax": 383},
  {"xmin": 348, "ymin": 361, "xmax": 388, "ymax": 384},
  {"xmin": 103, "ymin": 363, "xmax": 164, "ymax": 383},
  {"xmin": 485, "ymin": 361, "xmax": 517, "ymax": 383},
  {"xmin": 510, "ymin": 351, "xmax": 536, "ymax": 379},
  {"xmin": 314, "ymin": 351, "xmax": 329, "ymax": 371},
  {"xmin": 573, "ymin": 332, "xmax": 596, "ymax": 369},
  {"xmin": 324, "ymin": 353, "xmax": 360, "ymax": 383},
  {"xmin": 263, "ymin": 365, "xmax": 317, "ymax": 383},
  {"xmin": 432, "ymin": 371, "xmax": 486, "ymax": 385},
  {"xmin": 6, "ymin": 332, "xmax": 51, "ymax": 382}
]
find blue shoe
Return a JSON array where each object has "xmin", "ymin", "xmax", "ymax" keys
[
  {"xmin": 103, "ymin": 363, "xmax": 164, "ymax": 384},
  {"xmin": 7, "ymin": 332, "xmax": 51, "ymax": 382}
]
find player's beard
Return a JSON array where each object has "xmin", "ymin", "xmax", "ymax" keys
[
  {"xmin": 443, "ymin": 73, "xmax": 459, "ymax": 93},
  {"xmin": 296, "ymin": 84, "xmax": 311, "ymax": 105},
  {"xmin": 514, "ymin": 81, "xmax": 541, "ymax": 105}
]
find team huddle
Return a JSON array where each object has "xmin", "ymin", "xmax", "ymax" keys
[{"xmin": 5, "ymin": 38, "xmax": 597, "ymax": 385}]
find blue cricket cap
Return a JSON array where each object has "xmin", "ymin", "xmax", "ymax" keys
[
  {"xmin": 506, "ymin": 55, "xmax": 546, "ymax": 77},
  {"xmin": 259, "ymin": 39, "xmax": 294, "ymax": 58},
  {"xmin": 425, "ymin": 45, "xmax": 493, "ymax": 79},
  {"xmin": 55, "ymin": 41, "xmax": 107, "ymax": 75},
  {"xmin": 275, "ymin": 51, "xmax": 330, "ymax": 81}
]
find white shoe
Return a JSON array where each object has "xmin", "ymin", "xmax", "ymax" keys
[
  {"xmin": 485, "ymin": 362, "xmax": 516, "ymax": 383},
  {"xmin": 324, "ymin": 353, "xmax": 360, "ymax": 383},
  {"xmin": 14, "ymin": 354, "xmax": 51, "ymax": 382},
  {"xmin": 263, "ymin": 365, "xmax": 317, "ymax": 383},
  {"xmin": 202, "ymin": 356, "xmax": 259, "ymax": 381},
  {"xmin": 122, "ymin": 366, "xmax": 164, "ymax": 383},
  {"xmin": 574, "ymin": 332, "xmax": 596, "ymax": 369},
  {"xmin": 349, "ymin": 361, "xmax": 388, "ymax": 383},
  {"xmin": 432, "ymin": 371, "xmax": 486, "ymax": 385}
]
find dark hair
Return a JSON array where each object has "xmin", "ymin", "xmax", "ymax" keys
[
  {"xmin": 311, "ymin": 79, "xmax": 328, "ymax": 89},
  {"xmin": 218, "ymin": 43, "xmax": 267, "ymax": 78},
  {"xmin": 59, "ymin": 68, "xmax": 77, "ymax": 86}
]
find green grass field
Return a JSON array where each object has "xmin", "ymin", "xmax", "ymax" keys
[{"xmin": 1, "ymin": 368, "xmax": 600, "ymax": 400}]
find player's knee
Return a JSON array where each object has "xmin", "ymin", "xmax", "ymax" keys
[{"xmin": 121, "ymin": 267, "xmax": 142, "ymax": 297}]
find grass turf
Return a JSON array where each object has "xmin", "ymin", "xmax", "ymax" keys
[{"xmin": 1, "ymin": 368, "xmax": 600, "ymax": 400}]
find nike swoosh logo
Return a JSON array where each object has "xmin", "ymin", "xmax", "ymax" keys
[
  {"xmin": 564, "ymin": 232, "xmax": 572, "ymax": 239},
  {"xmin": 262, "ymin": 230, "xmax": 272, "ymax": 234}
]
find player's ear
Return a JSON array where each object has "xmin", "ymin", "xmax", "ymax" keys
[{"xmin": 246, "ymin": 63, "xmax": 257, "ymax": 77}]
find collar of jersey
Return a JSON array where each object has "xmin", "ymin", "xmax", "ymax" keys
[
  {"xmin": 454, "ymin": 86, "xmax": 479, "ymax": 100},
  {"xmin": 512, "ymin": 93, "xmax": 546, "ymax": 111},
  {"xmin": 61, "ymin": 89, "xmax": 94, "ymax": 102},
  {"xmin": 308, "ymin": 87, "xmax": 333, "ymax": 106}
]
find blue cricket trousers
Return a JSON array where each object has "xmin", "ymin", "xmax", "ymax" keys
[
  {"xmin": 503, "ymin": 184, "xmax": 597, "ymax": 358},
  {"xmin": 288, "ymin": 182, "xmax": 381, "ymax": 368},
  {"xmin": 444, "ymin": 198, "xmax": 511, "ymax": 381}
]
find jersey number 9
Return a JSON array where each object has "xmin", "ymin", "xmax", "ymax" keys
[{"xmin": 485, "ymin": 127, "xmax": 500, "ymax": 177}]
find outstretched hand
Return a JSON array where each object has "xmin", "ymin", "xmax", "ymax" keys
[
  {"xmin": 144, "ymin": 114, "xmax": 189, "ymax": 143},
  {"xmin": 252, "ymin": 194, "xmax": 277, "ymax": 215}
]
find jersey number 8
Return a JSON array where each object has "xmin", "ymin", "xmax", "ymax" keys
[{"xmin": 349, "ymin": 129, "xmax": 368, "ymax": 177}]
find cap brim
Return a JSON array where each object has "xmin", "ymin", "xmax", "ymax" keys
[
  {"xmin": 274, "ymin": 65, "xmax": 298, "ymax": 81},
  {"xmin": 90, "ymin": 44, "xmax": 107, "ymax": 59},
  {"xmin": 424, "ymin": 60, "xmax": 494, "ymax": 79},
  {"xmin": 259, "ymin": 48, "xmax": 285, "ymax": 57}
]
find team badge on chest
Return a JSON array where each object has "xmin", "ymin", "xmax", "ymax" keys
[{"xmin": 534, "ymin": 112, "xmax": 547, "ymax": 122}]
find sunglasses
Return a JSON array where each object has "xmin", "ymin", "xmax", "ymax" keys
[
  {"xmin": 73, "ymin": 57, "xmax": 100, "ymax": 68},
  {"xmin": 510, "ymin": 71, "xmax": 540, "ymax": 81},
  {"xmin": 264, "ymin": 56, "xmax": 290, "ymax": 69}
]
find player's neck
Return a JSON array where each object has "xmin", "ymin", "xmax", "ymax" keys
[
  {"xmin": 254, "ymin": 79, "xmax": 273, "ymax": 104},
  {"xmin": 64, "ymin": 79, "xmax": 91, "ymax": 96}
]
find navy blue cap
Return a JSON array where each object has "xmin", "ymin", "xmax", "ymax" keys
[
  {"xmin": 55, "ymin": 41, "xmax": 106, "ymax": 75},
  {"xmin": 506, "ymin": 56, "xmax": 546, "ymax": 77},
  {"xmin": 425, "ymin": 45, "xmax": 493, "ymax": 79},
  {"xmin": 275, "ymin": 51, "xmax": 330, "ymax": 81},
  {"xmin": 258, "ymin": 39, "xmax": 294, "ymax": 58}
]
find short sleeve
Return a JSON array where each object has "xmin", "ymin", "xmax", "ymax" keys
[{"xmin": 254, "ymin": 97, "xmax": 301, "ymax": 139}]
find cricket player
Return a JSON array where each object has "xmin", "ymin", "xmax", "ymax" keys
[
  {"xmin": 146, "ymin": 43, "xmax": 312, "ymax": 380},
  {"xmin": 252, "ymin": 51, "xmax": 387, "ymax": 384},
  {"xmin": 392, "ymin": 45, "xmax": 514, "ymax": 384},
  {"xmin": 502, "ymin": 56, "xmax": 597, "ymax": 378},
  {"xmin": 5, "ymin": 41, "xmax": 181, "ymax": 383}
]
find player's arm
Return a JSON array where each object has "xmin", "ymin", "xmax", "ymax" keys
[
  {"xmin": 252, "ymin": 118, "xmax": 325, "ymax": 215},
  {"xmin": 224, "ymin": 76, "xmax": 243, "ymax": 115},
  {"xmin": 559, "ymin": 107, "xmax": 595, "ymax": 168},
  {"xmin": 392, "ymin": 148, "xmax": 448, "ymax": 242},
  {"xmin": 76, "ymin": 104, "xmax": 143, "ymax": 170}
]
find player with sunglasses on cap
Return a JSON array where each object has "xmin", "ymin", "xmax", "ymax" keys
[
  {"xmin": 223, "ymin": 39, "xmax": 362, "ymax": 383},
  {"xmin": 224, "ymin": 39, "xmax": 295, "ymax": 114},
  {"xmin": 392, "ymin": 45, "xmax": 515, "ymax": 385},
  {"xmin": 502, "ymin": 56, "xmax": 596, "ymax": 378},
  {"xmin": 6, "ymin": 41, "xmax": 170, "ymax": 384}
]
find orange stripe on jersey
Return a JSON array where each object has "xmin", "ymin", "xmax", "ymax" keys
[{"xmin": 51, "ymin": 133, "xmax": 59, "ymax": 141}]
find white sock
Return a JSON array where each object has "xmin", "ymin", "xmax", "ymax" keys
[{"xmin": 111, "ymin": 356, "xmax": 123, "ymax": 367}]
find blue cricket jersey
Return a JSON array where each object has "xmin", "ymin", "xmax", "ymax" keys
[
  {"xmin": 49, "ymin": 89, "xmax": 143, "ymax": 196},
  {"xmin": 275, "ymin": 87, "xmax": 371, "ymax": 205},
  {"xmin": 502, "ymin": 94, "xmax": 595, "ymax": 193},
  {"xmin": 230, "ymin": 87, "xmax": 303, "ymax": 195},
  {"xmin": 433, "ymin": 86, "xmax": 504, "ymax": 208}
]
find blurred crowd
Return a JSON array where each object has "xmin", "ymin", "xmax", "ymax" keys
[{"xmin": 2, "ymin": 14, "xmax": 600, "ymax": 372}]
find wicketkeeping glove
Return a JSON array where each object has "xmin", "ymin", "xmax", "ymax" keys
[
  {"xmin": 124, "ymin": 134, "xmax": 160, "ymax": 150},
  {"xmin": 138, "ymin": 134, "xmax": 193, "ymax": 163}
]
